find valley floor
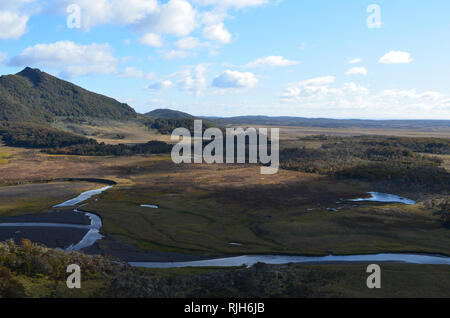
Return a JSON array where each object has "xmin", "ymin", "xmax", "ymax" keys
[{"xmin": 0, "ymin": 136, "xmax": 448, "ymax": 297}]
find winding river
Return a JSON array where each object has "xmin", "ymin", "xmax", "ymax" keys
[
  {"xmin": 1, "ymin": 186, "xmax": 449, "ymax": 268},
  {"xmin": 0, "ymin": 185, "xmax": 112, "ymax": 251},
  {"xmin": 130, "ymin": 253, "xmax": 450, "ymax": 268},
  {"xmin": 350, "ymin": 192, "xmax": 416, "ymax": 205},
  {"xmin": 53, "ymin": 186, "xmax": 112, "ymax": 207},
  {"xmin": 51, "ymin": 187, "xmax": 113, "ymax": 251}
]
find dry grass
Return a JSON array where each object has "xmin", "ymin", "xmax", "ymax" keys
[
  {"xmin": 435, "ymin": 154, "xmax": 450, "ymax": 171},
  {"xmin": 52, "ymin": 118, "xmax": 172, "ymax": 145},
  {"xmin": 0, "ymin": 143, "xmax": 157, "ymax": 185}
]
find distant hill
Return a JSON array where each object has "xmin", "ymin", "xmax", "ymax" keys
[
  {"xmin": 144, "ymin": 109, "xmax": 218, "ymax": 135},
  {"xmin": 145, "ymin": 109, "xmax": 196, "ymax": 120},
  {"xmin": 144, "ymin": 109, "xmax": 450, "ymax": 133},
  {"xmin": 204, "ymin": 115, "xmax": 450, "ymax": 130},
  {"xmin": 0, "ymin": 67, "xmax": 137, "ymax": 123}
]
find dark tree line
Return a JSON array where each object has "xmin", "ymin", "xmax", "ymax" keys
[{"xmin": 44, "ymin": 140, "xmax": 172, "ymax": 156}]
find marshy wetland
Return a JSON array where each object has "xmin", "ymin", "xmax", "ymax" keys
[{"xmin": 0, "ymin": 126, "xmax": 449, "ymax": 297}]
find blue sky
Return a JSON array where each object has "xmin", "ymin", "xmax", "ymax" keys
[{"xmin": 1, "ymin": 0, "xmax": 449, "ymax": 119}]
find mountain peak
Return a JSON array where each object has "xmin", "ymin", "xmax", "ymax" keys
[{"xmin": 16, "ymin": 67, "xmax": 46, "ymax": 86}]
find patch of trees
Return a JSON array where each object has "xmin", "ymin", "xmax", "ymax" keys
[
  {"xmin": 317, "ymin": 135, "xmax": 450, "ymax": 155},
  {"xmin": 0, "ymin": 122, "xmax": 172, "ymax": 156},
  {"xmin": 45, "ymin": 140, "xmax": 172, "ymax": 156},
  {"xmin": 146, "ymin": 118, "xmax": 216, "ymax": 135},
  {"xmin": 0, "ymin": 122, "xmax": 90, "ymax": 148},
  {"xmin": 280, "ymin": 136, "xmax": 450, "ymax": 192},
  {"xmin": 336, "ymin": 163, "xmax": 449, "ymax": 192}
]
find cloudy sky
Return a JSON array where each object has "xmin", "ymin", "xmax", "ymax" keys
[{"xmin": 1, "ymin": 0, "xmax": 449, "ymax": 119}]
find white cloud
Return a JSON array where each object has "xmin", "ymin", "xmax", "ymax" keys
[
  {"xmin": 298, "ymin": 76, "xmax": 336, "ymax": 86},
  {"xmin": 280, "ymin": 75, "xmax": 449, "ymax": 117},
  {"xmin": 175, "ymin": 37, "xmax": 202, "ymax": 50},
  {"xmin": 118, "ymin": 66, "xmax": 154, "ymax": 79},
  {"xmin": 379, "ymin": 51, "xmax": 413, "ymax": 64},
  {"xmin": 348, "ymin": 58, "xmax": 362, "ymax": 64},
  {"xmin": 109, "ymin": 0, "xmax": 158, "ymax": 24},
  {"xmin": 192, "ymin": 0, "xmax": 269, "ymax": 10},
  {"xmin": 203, "ymin": 22, "xmax": 232, "ymax": 44},
  {"xmin": 281, "ymin": 76, "xmax": 369, "ymax": 102},
  {"xmin": 58, "ymin": 0, "xmax": 158, "ymax": 30},
  {"xmin": 200, "ymin": 10, "xmax": 229, "ymax": 25},
  {"xmin": 136, "ymin": 0, "xmax": 198, "ymax": 37},
  {"xmin": 9, "ymin": 41, "xmax": 118, "ymax": 78},
  {"xmin": 342, "ymin": 82, "xmax": 369, "ymax": 95},
  {"xmin": 247, "ymin": 55, "xmax": 298, "ymax": 68},
  {"xmin": 0, "ymin": 11, "xmax": 29, "ymax": 39},
  {"xmin": 380, "ymin": 89, "xmax": 445, "ymax": 101},
  {"xmin": 345, "ymin": 66, "xmax": 368, "ymax": 76},
  {"xmin": 53, "ymin": 0, "xmax": 268, "ymax": 49},
  {"xmin": 172, "ymin": 64, "xmax": 208, "ymax": 95},
  {"xmin": 157, "ymin": 0, "xmax": 197, "ymax": 36},
  {"xmin": 139, "ymin": 33, "xmax": 163, "ymax": 47},
  {"xmin": 162, "ymin": 50, "xmax": 190, "ymax": 59},
  {"xmin": 148, "ymin": 79, "xmax": 174, "ymax": 90},
  {"xmin": 212, "ymin": 70, "xmax": 258, "ymax": 89}
]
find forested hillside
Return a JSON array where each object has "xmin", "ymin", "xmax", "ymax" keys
[{"xmin": 0, "ymin": 67, "xmax": 137, "ymax": 123}]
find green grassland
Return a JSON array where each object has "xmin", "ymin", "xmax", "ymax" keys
[
  {"xmin": 82, "ymin": 178, "xmax": 450, "ymax": 257},
  {"xmin": 0, "ymin": 182, "xmax": 102, "ymax": 217}
]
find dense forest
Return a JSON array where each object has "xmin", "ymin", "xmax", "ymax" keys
[{"xmin": 280, "ymin": 136, "xmax": 450, "ymax": 192}]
